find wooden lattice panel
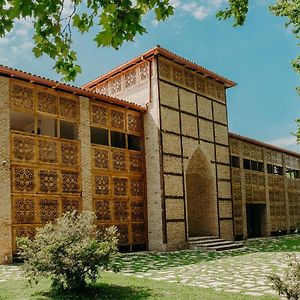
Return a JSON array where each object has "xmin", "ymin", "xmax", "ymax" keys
[
  {"xmin": 10, "ymin": 80, "xmax": 81, "ymax": 252},
  {"xmin": 90, "ymin": 102, "xmax": 145, "ymax": 249}
]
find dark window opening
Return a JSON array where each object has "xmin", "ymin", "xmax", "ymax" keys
[
  {"xmin": 274, "ymin": 165, "xmax": 283, "ymax": 176},
  {"xmin": 258, "ymin": 162, "xmax": 264, "ymax": 172},
  {"xmin": 128, "ymin": 134, "xmax": 142, "ymax": 151},
  {"xmin": 243, "ymin": 159, "xmax": 251, "ymax": 170},
  {"xmin": 230, "ymin": 156, "xmax": 240, "ymax": 168},
  {"xmin": 10, "ymin": 111, "xmax": 35, "ymax": 133},
  {"xmin": 286, "ymin": 168, "xmax": 300, "ymax": 178},
  {"xmin": 91, "ymin": 127, "xmax": 109, "ymax": 145},
  {"xmin": 60, "ymin": 120, "xmax": 77, "ymax": 140},
  {"xmin": 267, "ymin": 164, "xmax": 273, "ymax": 174},
  {"xmin": 251, "ymin": 160, "xmax": 258, "ymax": 171},
  {"xmin": 111, "ymin": 131, "xmax": 126, "ymax": 148},
  {"xmin": 38, "ymin": 117, "xmax": 58, "ymax": 137}
]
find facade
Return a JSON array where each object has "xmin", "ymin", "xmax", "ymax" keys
[{"xmin": 0, "ymin": 46, "xmax": 299, "ymax": 263}]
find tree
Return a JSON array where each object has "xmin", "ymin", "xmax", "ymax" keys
[
  {"xmin": 0, "ymin": 0, "xmax": 173, "ymax": 81},
  {"xmin": 217, "ymin": 0, "xmax": 300, "ymax": 83},
  {"xmin": 18, "ymin": 211, "xmax": 120, "ymax": 292}
]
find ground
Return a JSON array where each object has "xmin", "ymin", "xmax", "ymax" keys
[{"xmin": 0, "ymin": 235, "xmax": 300, "ymax": 299}]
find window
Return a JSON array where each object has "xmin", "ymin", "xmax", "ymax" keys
[
  {"xmin": 267, "ymin": 164, "xmax": 273, "ymax": 174},
  {"xmin": 110, "ymin": 131, "xmax": 126, "ymax": 148},
  {"xmin": 10, "ymin": 111, "xmax": 35, "ymax": 133},
  {"xmin": 38, "ymin": 117, "xmax": 58, "ymax": 137},
  {"xmin": 128, "ymin": 134, "xmax": 142, "ymax": 151},
  {"xmin": 60, "ymin": 120, "xmax": 78, "ymax": 140},
  {"xmin": 251, "ymin": 160, "xmax": 258, "ymax": 171},
  {"xmin": 230, "ymin": 156, "xmax": 240, "ymax": 168},
  {"xmin": 243, "ymin": 159, "xmax": 251, "ymax": 170},
  {"xmin": 268, "ymin": 164, "xmax": 283, "ymax": 175},
  {"xmin": 286, "ymin": 168, "xmax": 300, "ymax": 178},
  {"xmin": 91, "ymin": 127, "xmax": 109, "ymax": 145},
  {"xmin": 258, "ymin": 162, "xmax": 264, "ymax": 172}
]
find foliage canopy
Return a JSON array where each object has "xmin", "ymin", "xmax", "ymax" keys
[
  {"xmin": 0, "ymin": 0, "xmax": 173, "ymax": 81},
  {"xmin": 18, "ymin": 211, "xmax": 120, "ymax": 292}
]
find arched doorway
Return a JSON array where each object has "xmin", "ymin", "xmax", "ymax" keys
[{"xmin": 186, "ymin": 146, "xmax": 218, "ymax": 237}]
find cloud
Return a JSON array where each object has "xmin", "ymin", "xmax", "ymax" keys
[
  {"xmin": 268, "ymin": 136, "xmax": 298, "ymax": 148},
  {"xmin": 168, "ymin": 0, "xmax": 227, "ymax": 22},
  {"xmin": 0, "ymin": 18, "xmax": 34, "ymax": 65}
]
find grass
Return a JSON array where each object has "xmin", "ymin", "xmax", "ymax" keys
[
  {"xmin": 0, "ymin": 272, "xmax": 279, "ymax": 300},
  {"xmin": 115, "ymin": 234, "xmax": 300, "ymax": 273}
]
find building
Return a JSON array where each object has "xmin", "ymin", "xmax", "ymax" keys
[{"xmin": 0, "ymin": 46, "xmax": 299, "ymax": 263}]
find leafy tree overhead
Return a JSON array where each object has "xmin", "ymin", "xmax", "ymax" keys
[{"xmin": 0, "ymin": 0, "xmax": 174, "ymax": 81}]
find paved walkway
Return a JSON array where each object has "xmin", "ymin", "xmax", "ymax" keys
[
  {"xmin": 119, "ymin": 251, "xmax": 300, "ymax": 298},
  {"xmin": 0, "ymin": 252, "xmax": 298, "ymax": 298}
]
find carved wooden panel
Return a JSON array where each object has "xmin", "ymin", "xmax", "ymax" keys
[
  {"xmin": 93, "ymin": 147, "xmax": 110, "ymax": 170},
  {"xmin": 61, "ymin": 171, "xmax": 80, "ymax": 193},
  {"xmin": 13, "ymin": 197, "xmax": 35, "ymax": 224},
  {"xmin": 131, "ymin": 200, "xmax": 144, "ymax": 221},
  {"xmin": 127, "ymin": 113, "xmax": 142, "ymax": 134},
  {"xmin": 132, "ymin": 223, "xmax": 145, "ymax": 244},
  {"xmin": 39, "ymin": 198, "xmax": 59, "ymax": 223},
  {"xmin": 110, "ymin": 109, "xmax": 125, "ymax": 130},
  {"xmin": 12, "ymin": 167, "xmax": 35, "ymax": 192},
  {"xmin": 37, "ymin": 90, "xmax": 58, "ymax": 115},
  {"xmin": 94, "ymin": 175, "xmax": 110, "ymax": 196},
  {"xmin": 130, "ymin": 178, "xmax": 144, "ymax": 197},
  {"xmin": 113, "ymin": 177, "xmax": 128, "ymax": 196},
  {"xmin": 115, "ymin": 224, "xmax": 129, "ymax": 245},
  {"xmin": 10, "ymin": 81, "xmax": 34, "ymax": 111},
  {"xmin": 95, "ymin": 199, "xmax": 111, "ymax": 221},
  {"xmin": 129, "ymin": 153, "xmax": 143, "ymax": 173},
  {"xmin": 113, "ymin": 199, "xmax": 129, "ymax": 222},
  {"xmin": 91, "ymin": 104, "xmax": 108, "ymax": 128},
  {"xmin": 62, "ymin": 197, "xmax": 81, "ymax": 214},
  {"xmin": 112, "ymin": 150, "xmax": 127, "ymax": 171},
  {"xmin": 12, "ymin": 134, "xmax": 35, "ymax": 162},
  {"xmin": 38, "ymin": 169, "xmax": 58, "ymax": 193},
  {"xmin": 59, "ymin": 97, "xmax": 79, "ymax": 121},
  {"xmin": 140, "ymin": 63, "xmax": 149, "ymax": 81},
  {"xmin": 38, "ymin": 139, "xmax": 58, "ymax": 164},
  {"xmin": 124, "ymin": 70, "xmax": 137, "ymax": 88},
  {"xmin": 61, "ymin": 141, "xmax": 79, "ymax": 167},
  {"xmin": 110, "ymin": 77, "xmax": 122, "ymax": 94}
]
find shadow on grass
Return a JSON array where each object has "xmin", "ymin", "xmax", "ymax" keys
[{"xmin": 34, "ymin": 283, "xmax": 151, "ymax": 300}]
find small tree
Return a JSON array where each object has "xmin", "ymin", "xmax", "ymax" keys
[
  {"xmin": 18, "ymin": 211, "xmax": 120, "ymax": 292},
  {"xmin": 269, "ymin": 254, "xmax": 300, "ymax": 300}
]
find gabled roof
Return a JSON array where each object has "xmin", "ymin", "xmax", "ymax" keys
[
  {"xmin": 229, "ymin": 132, "xmax": 300, "ymax": 158},
  {"xmin": 0, "ymin": 65, "xmax": 146, "ymax": 112},
  {"xmin": 82, "ymin": 45, "xmax": 236, "ymax": 89}
]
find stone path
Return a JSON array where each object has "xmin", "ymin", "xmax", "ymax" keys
[
  {"xmin": 0, "ymin": 265, "xmax": 23, "ymax": 283},
  {"xmin": 0, "ymin": 252, "xmax": 298, "ymax": 298},
  {"xmin": 119, "ymin": 252, "xmax": 300, "ymax": 298}
]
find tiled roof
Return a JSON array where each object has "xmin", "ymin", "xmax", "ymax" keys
[
  {"xmin": 0, "ymin": 65, "xmax": 146, "ymax": 112},
  {"xmin": 82, "ymin": 45, "xmax": 236, "ymax": 89}
]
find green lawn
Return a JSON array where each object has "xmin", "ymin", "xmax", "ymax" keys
[{"xmin": 0, "ymin": 272, "xmax": 278, "ymax": 300}]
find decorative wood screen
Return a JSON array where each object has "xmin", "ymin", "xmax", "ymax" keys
[
  {"xmin": 90, "ymin": 101, "xmax": 146, "ymax": 251},
  {"xmin": 9, "ymin": 79, "xmax": 81, "ymax": 251}
]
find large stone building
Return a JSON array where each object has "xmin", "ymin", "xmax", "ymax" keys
[{"xmin": 0, "ymin": 46, "xmax": 299, "ymax": 263}]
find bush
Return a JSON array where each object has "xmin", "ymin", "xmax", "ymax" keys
[
  {"xmin": 269, "ymin": 254, "xmax": 300, "ymax": 300},
  {"xmin": 18, "ymin": 211, "xmax": 120, "ymax": 292}
]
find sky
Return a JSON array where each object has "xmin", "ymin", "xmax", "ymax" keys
[{"xmin": 0, "ymin": 0, "xmax": 299, "ymax": 152}]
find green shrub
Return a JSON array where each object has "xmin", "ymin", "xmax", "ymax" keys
[
  {"xmin": 269, "ymin": 254, "xmax": 300, "ymax": 300},
  {"xmin": 18, "ymin": 211, "xmax": 120, "ymax": 292}
]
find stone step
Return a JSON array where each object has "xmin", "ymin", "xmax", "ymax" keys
[
  {"xmin": 207, "ymin": 243, "xmax": 244, "ymax": 251},
  {"xmin": 188, "ymin": 236, "xmax": 217, "ymax": 241},
  {"xmin": 188, "ymin": 238, "xmax": 226, "ymax": 245},
  {"xmin": 188, "ymin": 235, "xmax": 244, "ymax": 252},
  {"xmin": 196, "ymin": 240, "xmax": 234, "ymax": 247}
]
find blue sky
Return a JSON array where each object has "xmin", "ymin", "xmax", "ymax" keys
[{"xmin": 0, "ymin": 0, "xmax": 299, "ymax": 151}]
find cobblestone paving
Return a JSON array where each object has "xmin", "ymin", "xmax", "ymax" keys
[
  {"xmin": 119, "ymin": 252, "xmax": 300, "ymax": 297},
  {"xmin": 0, "ymin": 252, "xmax": 298, "ymax": 298}
]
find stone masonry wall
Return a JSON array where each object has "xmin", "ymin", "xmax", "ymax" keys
[{"xmin": 0, "ymin": 77, "xmax": 12, "ymax": 264}]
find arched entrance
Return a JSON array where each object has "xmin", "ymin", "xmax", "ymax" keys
[{"xmin": 186, "ymin": 146, "xmax": 218, "ymax": 237}]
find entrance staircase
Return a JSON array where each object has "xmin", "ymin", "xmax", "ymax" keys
[{"xmin": 188, "ymin": 236, "xmax": 244, "ymax": 252}]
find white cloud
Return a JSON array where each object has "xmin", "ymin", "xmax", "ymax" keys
[
  {"xmin": 182, "ymin": 2, "xmax": 208, "ymax": 21},
  {"xmin": 168, "ymin": 0, "xmax": 227, "ymax": 22},
  {"xmin": 0, "ymin": 17, "xmax": 34, "ymax": 65},
  {"xmin": 268, "ymin": 136, "xmax": 298, "ymax": 148}
]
